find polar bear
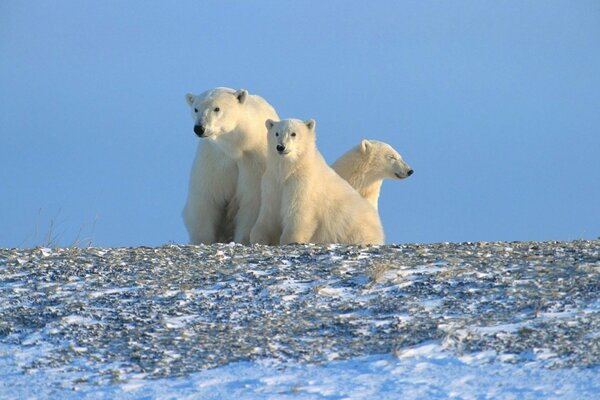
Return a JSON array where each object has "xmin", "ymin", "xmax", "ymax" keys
[
  {"xmin": 332, "ymin": 140, "xmax": 413, "ymax": 210},
  {"xmin": 250, "ymin": 119, "xmax": 384, "ymax": 245},
  {"xmin": 182, "ymin": 138, "xmax": 238, "ymax": 244},
  {"xmin": 183, "ymin": 87, "xmax": 278, "ymax": 244}
]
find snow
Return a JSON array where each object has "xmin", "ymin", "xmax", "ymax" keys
[
  {"xmin": 1, "ymin": 342, "xmax": 599, "ymax": 399},
  {"xmin": 1, "ymin": 241, "xmax": 599, "ymax": 398}
]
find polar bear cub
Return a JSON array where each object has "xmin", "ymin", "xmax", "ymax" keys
[
  {"xmin": 332, "ymin": 140, "xmax": 413, "ymax": 210},
  {"xmin": 250, "ymin": 119, "xmax": 384, "ymax": 245},
  {"xmin": 183, "ymin": 87, "xmax": 278, "ymax": 244}
]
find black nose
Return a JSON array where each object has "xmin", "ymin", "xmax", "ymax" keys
[
  {"xmin": 194, "ymin": 125, "xmax": 205, "ymax": 137},
  {"xmin": 407, "ymin": 169, "xmax": 414, "ymax": 176},
  {"xmin": 276, "ymin": 145, "xmax": 285, "ymax": 152}
]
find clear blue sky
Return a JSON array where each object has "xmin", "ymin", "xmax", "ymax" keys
[{"xmin": 1, "ymin": 1, "xmax": 599, "ymax": 247}]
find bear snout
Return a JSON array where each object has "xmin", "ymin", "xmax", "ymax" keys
[
  {"xmin": 394, "ymin": 169, "xmax": 414, "ymax": 179},
  {"xmin": 276, "ymin": 145, "xmax": 286, "ymax": 153},
  {"xmin": 194, "ymin": 124, "xmax": 206, "ymax": 137}
]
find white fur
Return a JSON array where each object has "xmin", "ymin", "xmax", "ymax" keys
[
  {"xmin": 182, "ymin": 141, "xmax": 237, "ymax": 243},
  {"xmin": 250, "ymin": 119, "xmax": 384, "ymax": 245},
  {"xmin": 183, "ymin": 87, "xmax": 278, "ymax": 244},
  {"xmin": 332, "ymin": 140, "xmax": 413, "ymax": 210}
]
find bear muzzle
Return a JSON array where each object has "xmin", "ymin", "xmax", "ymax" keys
[
  {"xmin": 194, "ymin": 124, "xmax": 206, "ymax": 138},
  {"xmin": 395, "ymin": 169, "xmax": 414, "ymax": 179},
  {"xmin": 276, "ymin": 145, "xmax": 288, "ymax": 154}
]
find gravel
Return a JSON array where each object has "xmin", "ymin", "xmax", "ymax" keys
[{"xmin": 1, "ymin": 240, "xmax": 599, "ymax": 385}]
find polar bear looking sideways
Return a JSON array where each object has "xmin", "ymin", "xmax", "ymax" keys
[
  {"xmin": 332, "ymin": 140, "xmax": 413, "ymax": 210},
  {"xmin": 183, "ymin": 87, "xmax": 279, "ymax": 244},
  {"xmin": 250, "ymin": 119, "xmax": 384, "ymax": 246}
]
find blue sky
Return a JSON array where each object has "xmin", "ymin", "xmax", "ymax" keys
[{"xmin": 1, "ymin": 1, "xmax": 599, "ymax": 247}]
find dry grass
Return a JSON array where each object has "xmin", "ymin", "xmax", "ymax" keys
[{"xmin": 27, "ymin": 208, "xmax": 97, "ymax": 248}]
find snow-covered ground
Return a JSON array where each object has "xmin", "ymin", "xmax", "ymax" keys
[
  {"xmin": 2, "ymin": 342, "xmax": 600, "ymax": 399},
  {"xmin": 1, "ymin": 241, "xmax": 599, "ymax": 399}
]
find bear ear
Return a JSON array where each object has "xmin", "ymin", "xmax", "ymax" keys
[
  {"xmin": 304, "ymin": 119, "xmax": 316, "ymax": 131},
  {"xmin": 360, "ymin": 139, "xmax": 372, "ymax": 154},
  {"xmin": 235, "ymin": 89, "xmax": 248, "ymax": 104},
  {"xmin": 265, "ymin": 119, "xmax": 276, "ymax": 130},
  {"xmin": 185, "ymin": 93, "xmax": 195, "ymax": 106}
]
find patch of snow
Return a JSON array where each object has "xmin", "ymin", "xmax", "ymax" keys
[
  {"xmin": 475, "ymin": 322, "xmax": 525, "ymax": 335},
  {"xmin": 89, "ymin": 286, "xmax": 140, "ymax": 298},
  {"xmin": 419, "ymin": 298, "xmax": 443, "ymax": 311},
  {"xmin": 61, "ymin": 315, "xmax": 100, "ymax": 326},
  {"xmin": 164, "ymin": 315, "xmax": 199, "ymax": 329},
  {"xmin": 316, "ymin": 287, "xmax": 348, "ymax": 297}
]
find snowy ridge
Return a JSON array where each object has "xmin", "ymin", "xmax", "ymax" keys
[{"xmin": 1, "ymin": 240, "xmax": 599, "ymax": 398}]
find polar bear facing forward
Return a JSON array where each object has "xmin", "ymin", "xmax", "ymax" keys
[
  {"xmin": 332, "ymin": 140, "xmax": 413, "ymax": 210},
  {"xmin": 250, "ymin": 119, "xmax": 384, "ymax": 245},
  {"xmin": 183, "ymin": 87, "xmax": 278, "ymax": 244},
  {"xmin": 182, "ymin": 138, "xmax": 238, "ymax": 244}
]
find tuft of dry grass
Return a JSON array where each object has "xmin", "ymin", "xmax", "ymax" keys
[
  {"xmin": 26, "ymin": 208, "xmax": 98, "ymax": 249},
  {"xmin": 367, "ymin": 260, "xmax": 395, "ymax": 287}
]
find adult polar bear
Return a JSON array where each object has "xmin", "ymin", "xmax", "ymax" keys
[
  {"xmin": 250, "ymin": 118, "xmax": 384, "ymax": 246},
  {"xmin": 332, "ymin": 140, "xmax": 413, "ymax": 210},
  {"xmin": 183, "ymin": 87, "xmax": 279, "ymax": 244}
]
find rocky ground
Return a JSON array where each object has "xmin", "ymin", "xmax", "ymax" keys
[{"xmin": 1, "ymin": 240, "xmax": 599, "ymax": 388}]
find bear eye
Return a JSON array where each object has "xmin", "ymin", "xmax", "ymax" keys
[
  {"xmin": 213, "ymin": 107, "xmax": 220, "ymax": 112},
  {"xmin": 194, "ymin": 108, "xmax": 198, "ymax": 113},
  {"xmin": 275, "ymin": 132, "xmax": 279, "ymax": 137},
  {"xmin": 291, "ymin": 132, "xmax": 296, "ymax": 137}
]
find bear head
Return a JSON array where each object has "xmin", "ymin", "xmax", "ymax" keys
[
  {"xmin": 185, "ymin": 87, "xmax": 248, "ymax": 140},
  {"xmin": 265, "ymin": 118, "xmax": 316, "ymax": 163},
  {"xmin": 360, "ymin": 140, "xmax": 413, "ymax": 180}
]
